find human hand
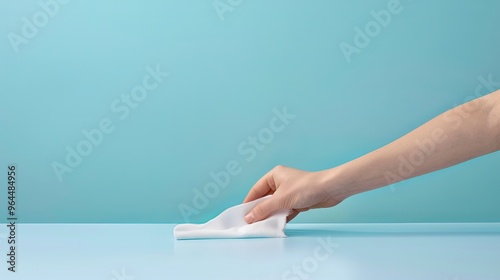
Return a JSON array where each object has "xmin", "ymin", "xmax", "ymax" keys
[
  {"xmin": 244, "ymin": 91, "xmax": 500, "ymax": 225},
  {"xmin": 243, "ymin": 165, "xmax": 345, "ymax": 223}
]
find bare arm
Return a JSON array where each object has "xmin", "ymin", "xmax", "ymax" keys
[
  {"xmin": 243, "ymin": 90, "xmax": 500, "ymax": 224},
  {"xmin": 330, "ymin": 89, "xmax": 500, "ymax": 200}
]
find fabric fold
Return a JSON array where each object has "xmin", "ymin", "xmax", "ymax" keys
[{"xmin": 174, "ymin": 196, "xmax": 289, "ymax": 240}]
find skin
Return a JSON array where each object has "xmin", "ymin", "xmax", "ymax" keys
[{"xmin": 243, "ymin": 90, "xmax": 500, "ymax": 224}]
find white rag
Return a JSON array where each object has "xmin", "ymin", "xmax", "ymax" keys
[{"xmin": 174, "ymin": 196, "xmax": 290, "ymax": 239}]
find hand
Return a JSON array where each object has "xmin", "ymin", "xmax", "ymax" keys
[{"xmin": 243, "ymin": 165, "xmax": 344, "ymax": 223}]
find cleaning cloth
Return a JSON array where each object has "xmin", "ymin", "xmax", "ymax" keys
[{"xmin": 174, "ymin": 195, "xmax": 289, "ymax": 239}]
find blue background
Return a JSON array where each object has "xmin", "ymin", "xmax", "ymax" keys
[{"xmin": 1, "ymin": 0, "xmax": 499, "ymax": 223}]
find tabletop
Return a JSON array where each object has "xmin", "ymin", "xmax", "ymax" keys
[{"xmin": 1, "ymin": 223, "xmax": 499, "ymax": 280}]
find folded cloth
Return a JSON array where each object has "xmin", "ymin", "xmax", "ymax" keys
[{"xmin": 174, "ymin": 196, "xmax": 290, "ymax": 240}]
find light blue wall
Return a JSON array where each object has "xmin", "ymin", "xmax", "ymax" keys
[{"xmin": 1, "ymin": 0, "xmax": 499, "ymax": 223}]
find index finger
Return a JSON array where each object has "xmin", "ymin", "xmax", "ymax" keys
[{"xmin": 243, "ymin": 169, "xmax": 276, "ymax": 203}]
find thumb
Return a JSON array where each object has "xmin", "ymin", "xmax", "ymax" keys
[{"xmin": 244, "ymin": 197, "xmax": 282, "ymax": 224}]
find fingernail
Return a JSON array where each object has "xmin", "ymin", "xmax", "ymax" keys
[{"xmin": 244, "ymin": 213, "xmax": 254, "ymax": 224}]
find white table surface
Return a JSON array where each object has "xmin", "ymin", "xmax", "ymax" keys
[{"xmin": 1, "ymin": 223, "xmax": 499, "ymax": 280}]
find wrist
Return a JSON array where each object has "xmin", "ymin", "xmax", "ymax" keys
[{"xmin": 316, "ymin": 166, "xmax": 355, "ymax": 203}]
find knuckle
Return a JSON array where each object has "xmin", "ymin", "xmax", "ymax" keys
[{"xmin": 273, "ymin": 165, "xmax": 286, "ymax": 172}]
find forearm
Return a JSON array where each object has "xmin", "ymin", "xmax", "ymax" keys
[{"xmin": 327, "ymin": 90, "xmax": 500, "ymax": 200}]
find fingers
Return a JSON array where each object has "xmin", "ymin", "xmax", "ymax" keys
[
  {"xmin": 244, "ymin": 200, "xmax": 309, "ymax": 224},
  {"xmin": 243, "ymin": 169, "xmax": 276, "ymax": 203},
  {"xmin": 244, "ymin": 195, "xmax": 281, "ymax": 224}
]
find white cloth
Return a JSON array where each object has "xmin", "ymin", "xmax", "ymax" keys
[{"xmin": 174, "ymin": 196, "xmax": 290, "ymax": 240}]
